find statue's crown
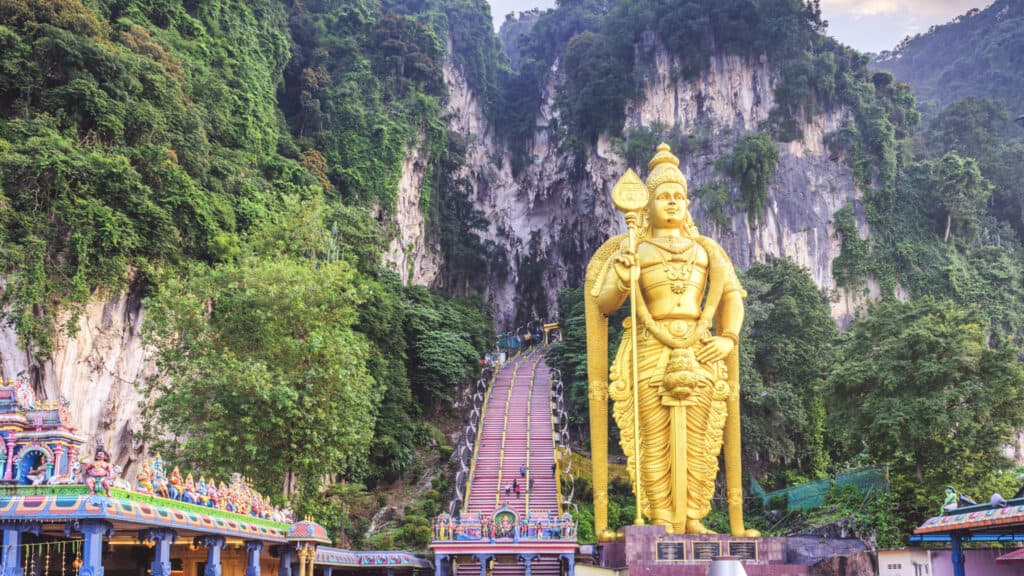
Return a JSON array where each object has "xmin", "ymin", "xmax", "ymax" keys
[{"xmin": 645, "ymin": 143, "xmax": 688, "ymax": 200}]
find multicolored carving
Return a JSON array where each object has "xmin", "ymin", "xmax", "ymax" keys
[
  {"xmin": 0, "ymin": 486, "xmax": 289, "ymax": 541},
  {"xmin": 82, "ymin": 447, "xmax": 114, "ymax": 497},
  {"xmin": 315, "ymin": 548, "xmax": 430, "ymax": 569},
  {"xmin": 0, "ymin": 374, "xmax": 84, "ymax": 485},
  {"xmin": 125, "ymin": 456, "xmax": 293, "ymax": 522},
  {"xmin": 432, "ymin": 509, "xmax": 576, "ymax": 542}
]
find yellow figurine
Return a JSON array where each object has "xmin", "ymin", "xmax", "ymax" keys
[{"xmin": 585, "ymin": 143, "xmax": 758, "ymax": 537}]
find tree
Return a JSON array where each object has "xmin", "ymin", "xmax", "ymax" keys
[
  {"xmin": 828, "ymin": 297, "xmax": 1024, "ymax": 500},
  {"xmin": 144, "ymin": 203, "xmax": 379, "ymax": 496},
  {"xmin": 926, "ymin": 97, "xmax": 1010, "ymax": 161},
  {"xmin": 718, "ymin": 133, "xmax": 779, "ymax": 225},
  {"xmin": 741, "ymin": 258, "xmax": 836, "ymax": 478},
  {"xmin": 928, "ymin": 153, "xmax": 992, "ymax": 242}
]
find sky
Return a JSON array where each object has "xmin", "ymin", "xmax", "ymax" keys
[{"xmin": 488, "ymin": 0, "xmax": 993, "ymax": 54}]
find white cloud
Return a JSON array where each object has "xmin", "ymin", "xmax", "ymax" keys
[
  {"xmin": 822, "ymin": 0, "xmax": 990, "ymax": 17},
  {"xmin": 823, "ymin": 0, "xmax": 900, "ymax": 16}
]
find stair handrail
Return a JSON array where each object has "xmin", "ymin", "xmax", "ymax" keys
[{"xmin": 451, "ymin": 362, "xmax": 497, "ymax": 516}]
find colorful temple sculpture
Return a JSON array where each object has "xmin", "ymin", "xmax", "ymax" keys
[
  {"xmin": 0, "ymin": 374, "xmax": 84, "ymax": 486},
  {"xmin": 0, "ymin": 377, "xmax": 430, "ymax": 576}
]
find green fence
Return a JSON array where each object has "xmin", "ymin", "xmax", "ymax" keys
[{"xmin": 749, "ymin": 466, "xmax": 889, "ymax": 511}]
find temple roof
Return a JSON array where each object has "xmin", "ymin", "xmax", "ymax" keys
[{"xmin": 286, "ymin": 519, "xmax": 331, "ymax": 544}]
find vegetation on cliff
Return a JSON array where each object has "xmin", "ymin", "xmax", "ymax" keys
[
  {"xmin": 0, "ymin": 0, "xmax": 499, "ymax": 547},
  {"xmin": 874, "ymin": 0, "xmax": 1024, "ymax": 121}
]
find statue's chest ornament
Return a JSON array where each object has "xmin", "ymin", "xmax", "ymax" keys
[{"xmin": 652, "ymin": 239, "xmax": 698, "ymax": 295}]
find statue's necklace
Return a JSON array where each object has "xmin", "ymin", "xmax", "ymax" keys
[{"xmin": 652, "ymin": 239, "xmax": 697, "ymax": 295}]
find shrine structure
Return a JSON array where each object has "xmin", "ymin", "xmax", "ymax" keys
[{"xmin": 0, "ymin": 376, "xmax": 430, "ymax": 576}]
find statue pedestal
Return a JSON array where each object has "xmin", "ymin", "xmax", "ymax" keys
[{"xmin": 593, "ymin": 525, "xmax": 870, "ymax": 576}]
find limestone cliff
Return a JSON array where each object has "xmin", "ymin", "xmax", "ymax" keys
[
  {"xmin": 444, "ymin": 45, "xmax": 872, "ymax": 328},
  {"xmin": 0, "ymin": 285, "xmax": 152, "ymax": 474},
  {"xmin": 378, "ymin": 134, "xmax": 444, "ymax": 286}
]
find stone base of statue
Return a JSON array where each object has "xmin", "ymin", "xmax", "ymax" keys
[{"xmin": 588, "ymin": 525, "xmax": 874, "ymax": 576}]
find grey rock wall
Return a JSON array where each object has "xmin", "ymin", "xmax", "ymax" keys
[{"xmin": 443, "ymin": 45, "xmax": 874, "ymax": 329}]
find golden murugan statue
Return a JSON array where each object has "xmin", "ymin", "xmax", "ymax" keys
[{"xmin": 585, "ymin": 143, "xmax": 757, "ymax": 538}]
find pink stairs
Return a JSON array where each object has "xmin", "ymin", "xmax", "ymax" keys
[{"xmin": 445, "ymin": 348, "xmax": 571, "ymax": 576}]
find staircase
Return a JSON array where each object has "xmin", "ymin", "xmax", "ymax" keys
[
  {"xmin": 440, "ymin": 348, "xmax": 573, "ymax": 576},
  {"xmin": 464, "ymin": 349, "xmax": 559, "ymax": 519}
]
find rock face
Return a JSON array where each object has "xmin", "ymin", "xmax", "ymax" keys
[
  {"xmin": 379, "ymin": 134, "xmax": 444, "ymax": 286},
  {"xmin": 444, "ymin": 46, "xmax": 871, "ymax": 328},
  {"xmin": 0, "ymin": 286, "xmax": 152, "ymax": 474}
]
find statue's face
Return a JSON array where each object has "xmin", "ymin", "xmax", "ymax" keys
[{"xmin": 649, "ymin": 183, "xmax": 688, "ymax": 228}]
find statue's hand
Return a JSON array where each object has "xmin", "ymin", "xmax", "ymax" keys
[
  {"xmin": 612, "ymin": 250, "xmax": 636, "ymax": 287},
  {"xmin": 696, "ymin": 336, "xmax": 734, "ymax": 364}
]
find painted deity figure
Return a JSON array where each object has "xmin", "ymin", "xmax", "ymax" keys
[
  {"xmin": 82, "ymin": 448, "xmax": 113, "ymax": 497},
  {"xmin": 196, "ymin": 477, "xmax": 210, "ymax": 506},
  {"xmin": 136, "ymin": 460, "xmax": 155, "ymax": 494},
  {"xmin": 586, "ymin": 144, "xmax": 756, "ymax": 536},
  {"xmin": 168, "ymin": 466, "xmax": 185, "ymax": 500},
  {"xmin": 182, "ymin": 473, "xmax": 197, "ymax": 504}
]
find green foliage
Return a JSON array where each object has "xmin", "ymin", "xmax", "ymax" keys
[
  {"xmin": 741, "ymin": 258, "xmax": 835, "ymax": 478},
  {"xmin": 405, "ymin": 285, "xmax": 494, "ymax": 406},
  {"xmin": 430, "ymin": 132, "xmax": 496, "ymax": 294},
  {"xmin": 691, "ymin": 181, "xmax": 732, "ymax": 229},
  {"xmin": 566, "ymin": 475, "xmax": 635, "ymax": 544},
  {"xmin": 831, "ymin": 204, "xmax": 872, "ymax": 288},
  {"xmin": 920, "ymin": 153, "xmax": 992, "ymax": 243},
  {"xmin": 143, "ymin": 201, "xmax": 378, "ymax": 495},
  {"xmin": 828, "ymin": 297, "xmax": 1024, "ymax": 526},
  {"xmin": 546, "ymin": 287, "xmax": 625, "ymax": 448},
  {"xmin": 556, "ymin": 30, "xmax": 632, "ymax": 160},
  {"xmin": 875, "ymin": 0, "xmax": 1024, "ymax": 125},
  {"xmin": 0, "ymin": 0, "xmax": 311, "ymax": 353},
  {"xmin": 925, "ymin": 97, "xmax": 1024, "ymax": 242},
  {"xmin": 718, "ymin": 133, "xmax": 779, "ymax": 225}
]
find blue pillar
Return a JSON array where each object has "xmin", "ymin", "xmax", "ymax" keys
[
  {"xmin": 139, "ymin": 529, "xmax": 177, "ymax": 576},
  {"xmin": 559, "ymin": 553, "xmax": 574, "ymax": 576},
  {"xmin": 2, "ymin": 522, "xmax": 40, "ymax": 576},
  {"xmin": 517, "ymin": 554, "xmax": 538, "ymax": 576},
  {"xmin": 433, "ymin": 553, "xmax": 448, "ymax": 576},
  {"xmin": 244, "ymin": 541, "xmax": 264, "ymax": 576},
  {"xmin": 322, "ymin": 568, "xmax": 332, "ymax": 576},
  {"xmin": 64, "ymin": 520, "xmax": 113, "ymax": 576},
  {"xmin": 472, "ymin": 554, "xmax": 493, "ymax": 576},
  {"xmin": 951, "ymin": 532, "xmax": 966, "ymax": 576},
  {"xmin": 273, "ymin": 545, "xmax": 294, "ymax": 576},
  {"xmin": 195, "ymin": 536, "xmax": 226, "ymax": 576}
]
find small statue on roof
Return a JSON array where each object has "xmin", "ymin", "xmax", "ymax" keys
[
  {"xmin": 82, "ymin": 446, "xmax": 114, "ymax": 497},
  {"xmin": 942, "ymin": 485, "xmax": 978, "ymax": 514}
]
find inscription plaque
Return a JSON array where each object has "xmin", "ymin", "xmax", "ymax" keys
[
  {"xmin": 729, "ymin": 540, "xmax": 758, "ymax": 560},
  {"xmin": 656, "ymin": 542, "xmax": 685, "ymax": 562},
  {"xmin": 691, "ymin": 541, "xmax": 721, "ymax": 561}
]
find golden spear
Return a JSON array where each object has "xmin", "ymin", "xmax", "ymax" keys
[{"xmin": 610, "ymin": 169, "xmax": 648, "ymax": 526}]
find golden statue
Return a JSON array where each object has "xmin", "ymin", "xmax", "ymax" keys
[{"xmin": 585, "ymin": 143, "xmax": 757, "ymax": 537}]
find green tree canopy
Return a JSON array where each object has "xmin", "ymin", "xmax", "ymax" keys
[
  {"xmin": 741, "ymin": 258, "xmax": 836, "ymax": 479},
  {"xmin": 828, "ymin": 297, "xmax": 1024, "ymax": 511},
  {"xmin": 923, "ymin": 153, "xmax": 992, "ymax": 242},
  {"xmin": 144, "ymin": 200, "xmax": 379, "ymax": 495},
  {"xmin": 718, "ymin": 133, "xmax": 779, "ymax": 225}
]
